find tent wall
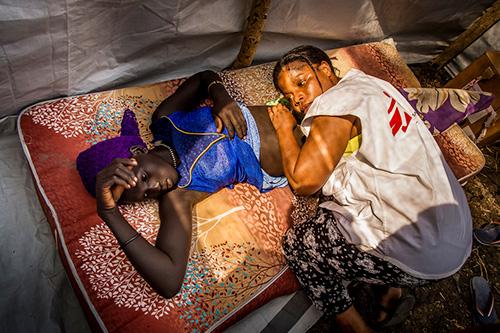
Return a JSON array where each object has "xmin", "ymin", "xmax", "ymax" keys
[
  {"xmin": 447, "ymin": 20, "xmax": 500, "ymax": 76},
  {"xmin": 0, "ymin": 0, "xmax": 496, "ymax": 118}
]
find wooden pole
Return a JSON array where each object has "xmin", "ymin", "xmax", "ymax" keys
[
  {"xmin": 231, "ymin": 0, "xmax": 271, "ymax": 69},
  {"xmin": 431, "ymin": 0, "xmax": 500, "ymax": 69}
]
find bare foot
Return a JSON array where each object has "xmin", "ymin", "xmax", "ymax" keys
[
  {"xmin": 335, "ymin": 305, "xmax": 374, "ymax": 333},
  {"xmin": 376, "ymin": 287, "xmax": 402, "ymax": 323}
]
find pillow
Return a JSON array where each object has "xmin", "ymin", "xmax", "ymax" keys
[
  {"xmin": 433, "ymin": 123, "xmax": 485, "ymax": 183},
  {"xmin": 398, "ymin": 87, "xmax": 494, "ymax": 134}
]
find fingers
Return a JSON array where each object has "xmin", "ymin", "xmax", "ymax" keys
[
  {"xmin": 268, "ymin": 103, "xmax": 290, "ymax": 117},
  {"xmin": 271, "ymin": 103, "xmax": 288, "ymax": 113},
  {"xmin": 231, "ymin": 107, "xmax": 247, "ymax": 139},
  {"xmin": 214, "ymin": 116, "xmax": 224, "ymax": 133},
  {"xmin": 114, "ymin": 165, "xmax": 137, "ymax": 188},
  {"xmin": 220, "ymin": 114, "xmax": 235, "ymax": 139},
  {"xmin": 267, "ymin": 106, "xmax": 273, "ymax": 120},
  {"xmin": 111, "ymin": 184, "xmax": 126, "ymax": 202},
  {"xmin": 114, "ymin": 158, "xmax": 137, "ymax": 167},
  {"xmin": 226, "ymin": 111, "xmax": 247, "ymax": 139},
  {"xmin": 267, "ymin": 106, "xmax": 278, "ymax": 122},
  {"xmin": 97, "ymin": 158, "xmax": 138, "ymax": 189},
  {"xmin": 105, "ymin": 175, "xmax": 130, "ymax": 189},
  {"xmin": 96, "ymin": 158, "xmax": 138, "ymax": 211},
  {"xmin": 213, "ymin": 102, "xmax": 247, "ymax": 139},
  {"xmin": 267, "ymin": 104, "xmax": 297, "ymax": 132}
]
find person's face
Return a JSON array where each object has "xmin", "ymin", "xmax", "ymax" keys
[
  {"xmin": 120, "ymin": 152, "xmax": 179, "ymax": 203},
  {"xmin": 277, "ymin": 60, "xmax": 336, "ymax": 115}
]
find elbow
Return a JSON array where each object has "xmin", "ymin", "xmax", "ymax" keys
[
  {"xmin": 291, "ymin": 182, "xmax": 321, "ymax": 197},
  {"xmin": 199, "ymin": 69, "xmax": 216, "ymax": 83},
  {"xmin": 157, "ymin": 287, "xmax": 181, "ymax": 300},
  {"xmin": 147, "ymin": 267, "xmax": 185, "ymax": 299},
  {"xmin": 154, "ymin": 279, "xmax": 183, "ymax": 299},
  {"xmin": 200, "ymin": 69, "xmax": 216, "ymax": 77},
  {"xmin": 287, "ymin": 170, "xmax": 324, "ymax": 197},
  {"xmin": 151, "ymin": 103, "xmax": 165, "ymax": 123},
  {"xmin": 294, "ymin": 187, "xmax": 318, "ymax": 197}
]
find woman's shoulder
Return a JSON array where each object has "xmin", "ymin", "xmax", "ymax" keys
[{"xmin": 328, "ymin": 69, "xmax": 379, "ymax": 94}]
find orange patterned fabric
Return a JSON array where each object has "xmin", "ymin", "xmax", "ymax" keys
[
  {"xmin": 19, "ymin": 40, "xmax": 423, "ymax": 332},
  {"xmin": 20, "ymin": 80, "xmax": 298, "ymax": 332}
]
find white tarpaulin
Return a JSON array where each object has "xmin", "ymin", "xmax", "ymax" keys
[
  {"xmin": 0, "ymin": 0, "xmax": 496, "ymax": 118},
  {"xmin": 0, "ymin": 1, "xmax": 499, "ymax": 332}
]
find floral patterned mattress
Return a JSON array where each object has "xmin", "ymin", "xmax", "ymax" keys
[{"xmin": 18, "ymin": 40, "xmax": 424, "ymax": 332}]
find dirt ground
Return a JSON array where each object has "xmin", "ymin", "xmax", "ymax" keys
[{"xmin": 307, "ymin": 65, "xmax": 500, "ymax": 333}]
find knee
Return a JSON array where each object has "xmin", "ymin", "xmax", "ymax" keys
[
  {"xmin": 282, "ymin": 228, "xmax": 300, "ymax": 261},
  {"xmin": 282, "ymin": 222, "xmax": 318, "ymax": 259}
]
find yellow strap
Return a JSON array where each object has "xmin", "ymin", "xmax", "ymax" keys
[{"xmin": 343, "ymin": 134, "xmax": 362, "ymax": 157}]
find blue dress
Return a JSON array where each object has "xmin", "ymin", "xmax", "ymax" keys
[{"xmin": 150, "ymin": 106, "xmax": 264, "ymax": 193}]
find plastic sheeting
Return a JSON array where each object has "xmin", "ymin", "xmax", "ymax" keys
[
  {"xmin": 0, "ymin": 116, "xmax": 90, "ymax": 332},
  {"xmin": 0, "ymin": 0, "xmax": 496, "ymax": 118},
  {"xmin": 447, "ymin": 20, "xmax": 500, "ymax": 77},
  {"xmin": 0, "ymin": 2, "xmax": 498, "ymax": 332}
]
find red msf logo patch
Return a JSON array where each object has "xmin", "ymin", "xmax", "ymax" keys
[{"xmin": 384, "ymin": 91, "xmax": 412, "ymax": 137}]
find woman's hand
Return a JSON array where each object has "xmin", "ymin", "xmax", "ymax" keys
[
  {"xmin": 267, "ymin": 103, "xmax": 297, "ymax": 133},
  {"xmin": 95, "ymin": 158, "xmax": 137, "ymax": 212},
  {"xmin": 210, "ymin": 84, "xmax": 247, "ymax": 139}
]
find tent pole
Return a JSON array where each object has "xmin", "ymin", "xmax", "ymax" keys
[
  {"xmin": 231, "ymin": 0, "xmax": 271, "ymax": 69},
  {"xmin": 430, "ymin": 0, "xmax": 500, "ymax": 69}
]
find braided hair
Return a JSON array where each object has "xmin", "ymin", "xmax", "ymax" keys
[{"xmin": 272, "ymin": 45, "xmax": 336, "ymax": 93}]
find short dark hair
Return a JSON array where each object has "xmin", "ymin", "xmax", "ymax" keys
[{"xmin": 272, "ymin": 45, "xmax": 336, "ymax": 93}]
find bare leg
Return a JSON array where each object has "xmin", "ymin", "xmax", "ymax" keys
[{"xmin": 335, "ymin": 305, "xmax": 374, "ymax": 333}]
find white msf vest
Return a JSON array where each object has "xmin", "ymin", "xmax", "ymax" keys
[{"xmin": 301, "ymin": 69, "xmax": 472, "ymax": 279}]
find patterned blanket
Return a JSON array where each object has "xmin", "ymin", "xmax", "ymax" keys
[{"xmin": 19, "ymin": 39, "xmax": 428, "ymax": 332}]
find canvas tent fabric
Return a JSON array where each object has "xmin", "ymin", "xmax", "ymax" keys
[
  {"xmin": 0, "ymin": 1, "xmax": 498, "ymax": 332},
  {"xmin": 0, "ymin": 0, "xmax": 496, "ymax": 118},
  {"xmin": 0, "ymin": 115, "xmax": 90, "ymax": 332}
]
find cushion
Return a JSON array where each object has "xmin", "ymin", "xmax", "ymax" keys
[
  {"xmin": 433, "ymin": 123, "xmax": 485, "ymax": 183},
  {"xmin": 19, "ymin": 81, "xmax": 298, "ymax": 332},
  {"xmin": 398, "ymin": 87, "xmax": 495, "ymax": 133}
]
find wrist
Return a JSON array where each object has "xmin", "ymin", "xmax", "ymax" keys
[
  {"xmin": 97, "ymin": 205, "xmax": 120, "ymax": 219},
  {"xmin": 210, "ymin": 85, "xmax": 233, "ymax": 107},
  {"xmin": 276, "ymin": 124, "xmax": 296, "ymax": 135},
  {"xmin": 207, "ymin": 80, "xmax": 225, "ymax": 97}
]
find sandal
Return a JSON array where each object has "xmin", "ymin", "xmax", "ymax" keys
[
  {"xmin": 372, "ymin": 294, "xmax": 416, "ymax": 329},
  {"xmin": 473, "ymin": 223, "xmax": 500, "ymax": 247},
  {"xmin": 470, "ymin": 276, "xmax": 497, "ymax": 326},
  {"xmin": 350, "ymin": 283, "xmax": 415, "ymax": 329}
]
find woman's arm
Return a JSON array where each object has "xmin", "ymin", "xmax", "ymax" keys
[
  {"xmin": 268, "ymin": 104, "xmax": 354, "ymax": 196},
  {"xmin": 152, "ymin": 70, "xmax": 247, "ymax": 139},
  {"xmin": 96, "ymin": 159, "xmax": 208, "ymax": 298}
]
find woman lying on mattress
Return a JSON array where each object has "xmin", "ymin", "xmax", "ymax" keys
[
  {"xmin": 268, "ymin": 45, "xmax": 472, "ymax": 332},
  {"xmin": 76, "ymin": 70, "xmax": 302, "ymax": 299}
]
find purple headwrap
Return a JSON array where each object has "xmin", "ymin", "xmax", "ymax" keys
[{"xmin": 76, "ymin": 109, "xmax": 147, "ymax": 197}]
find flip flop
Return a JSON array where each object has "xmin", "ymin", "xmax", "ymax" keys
[
  {"xmin": 470, "ymin": 276, "xmax": 497, "ymax": 326},
  {"xmin": 373, "ymin": 294, "xmax": 416, "ymax": 329},
  {"xmin": 473, "ymin": 223, "xmax": 500, "ymax": 247},
  {"xmin": 350, "ymin": 283, "xmax": 416, "ymax": 329}
]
